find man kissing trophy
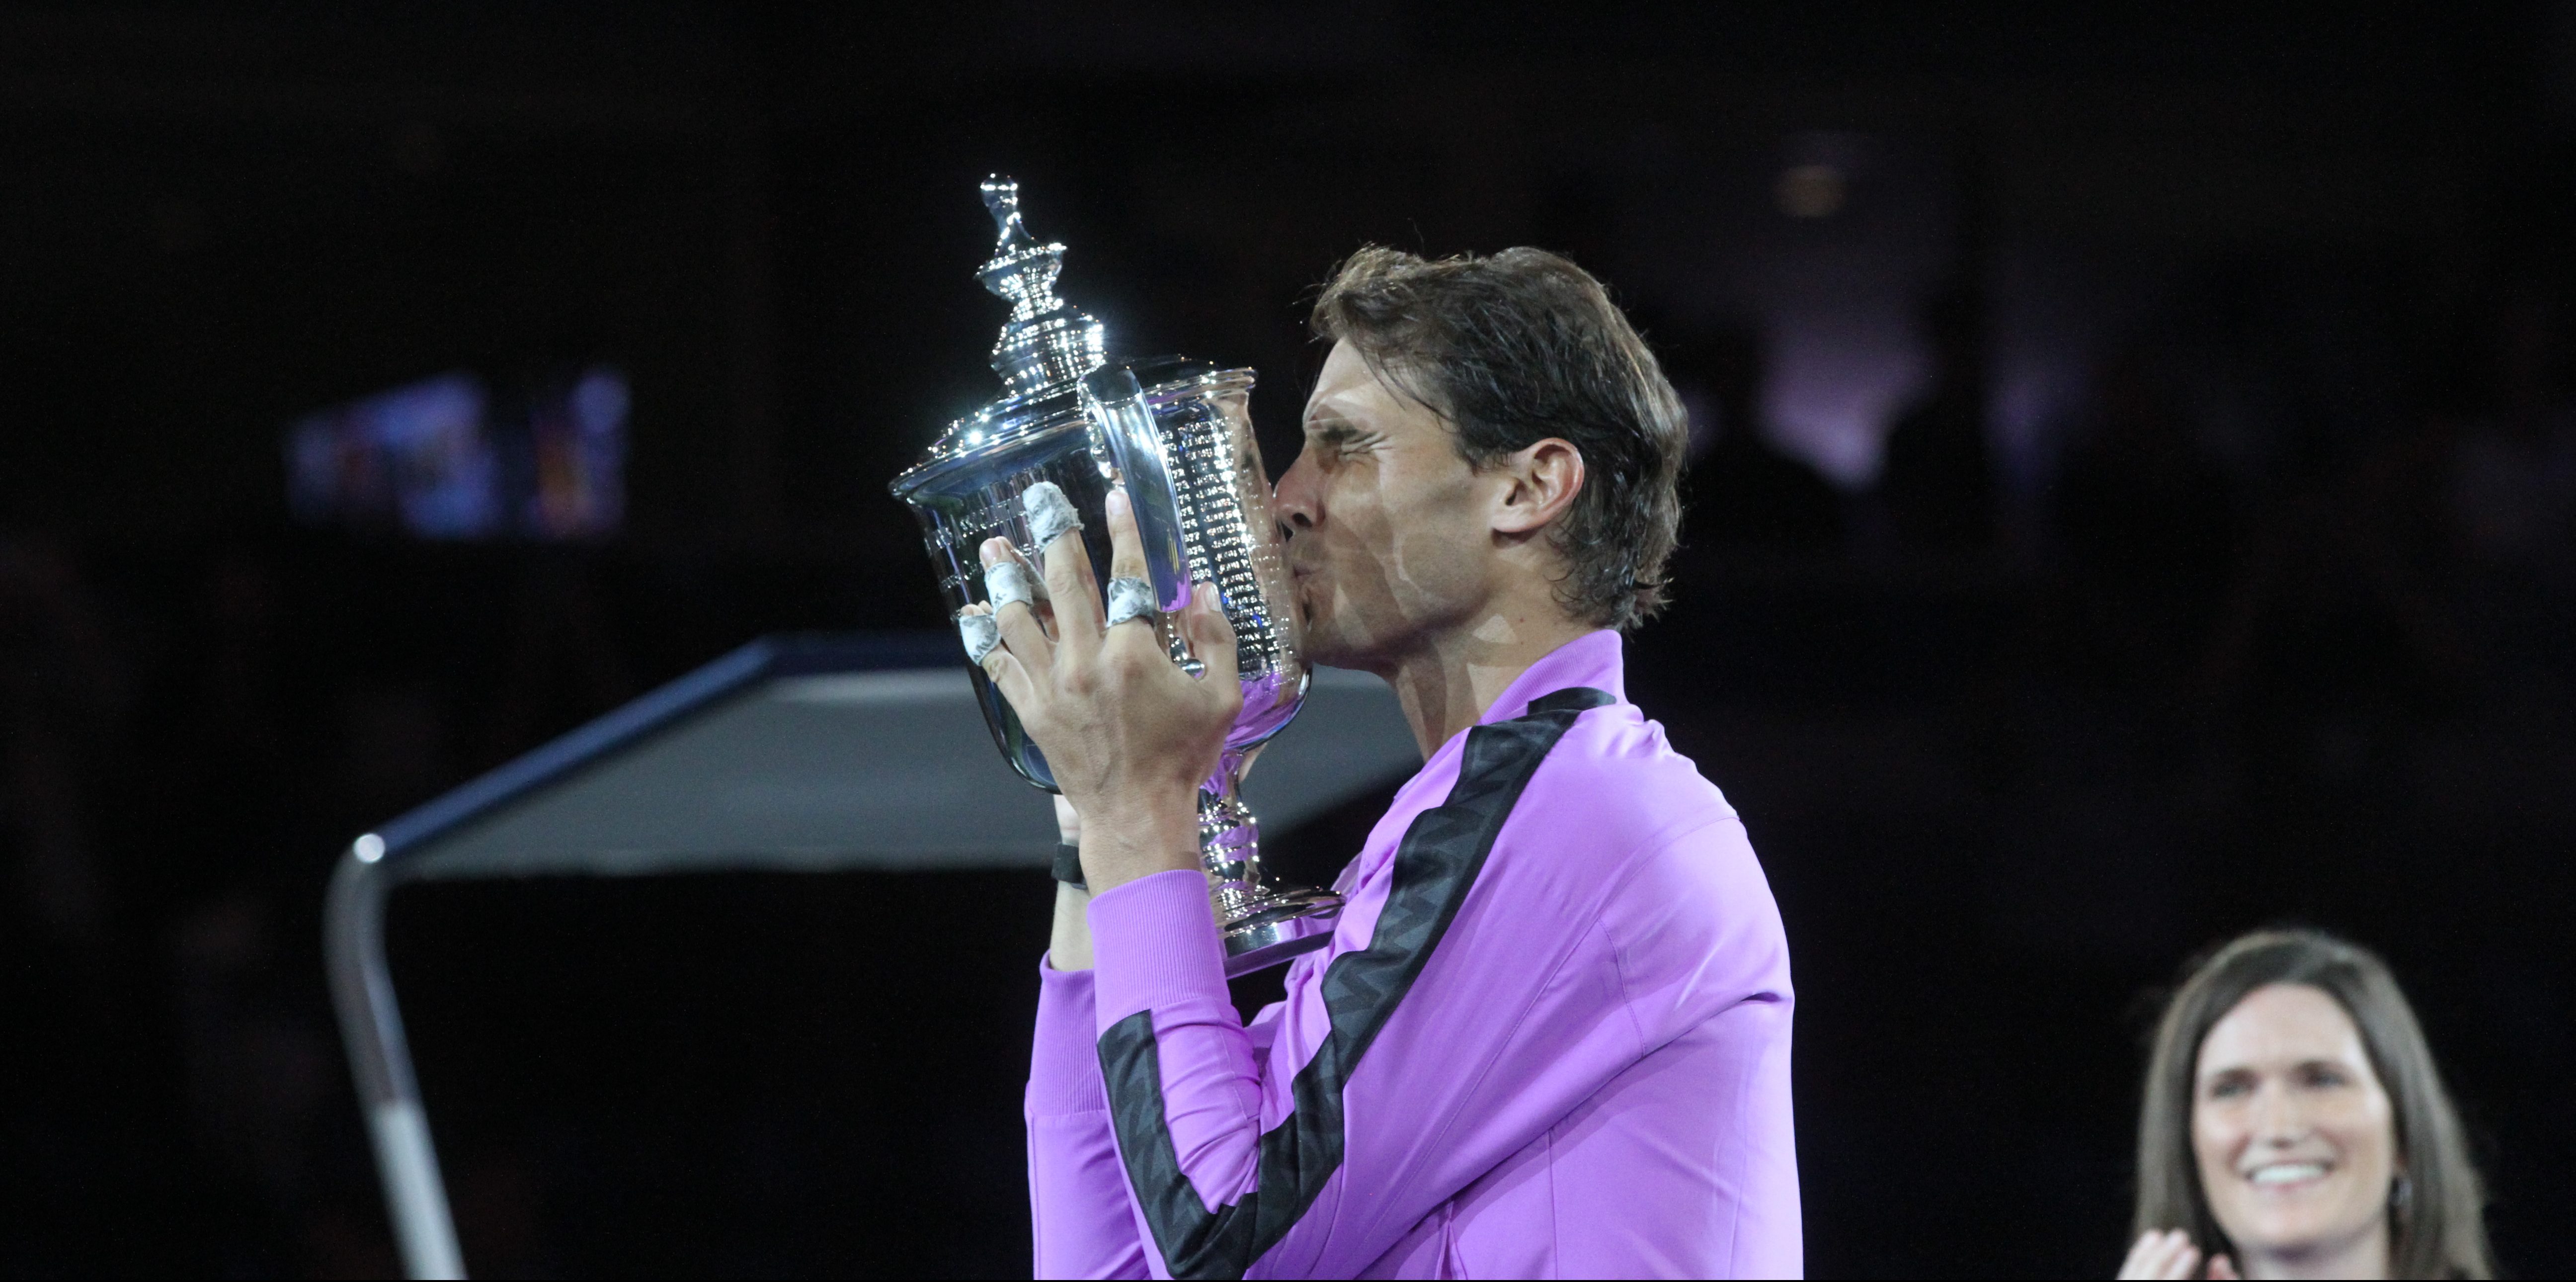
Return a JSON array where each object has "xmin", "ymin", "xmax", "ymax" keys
[{"xmin": 898, "ymin": 176, "xmax": 1801, "ymax": 1279}]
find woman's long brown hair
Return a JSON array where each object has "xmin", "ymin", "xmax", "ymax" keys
[{"xmin": 2134, "ymin": 929, "xmax": 2494, "ymax": 1279}]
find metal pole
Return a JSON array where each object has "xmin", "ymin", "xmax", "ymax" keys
[{"xmin": 324, "ymin": 839, "xmax": 466, "ymax": 1280}]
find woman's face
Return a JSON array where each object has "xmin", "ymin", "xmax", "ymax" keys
[{"xmin": 2192, "ymin": 983, "xmax": 2398, "ymax": 1265}]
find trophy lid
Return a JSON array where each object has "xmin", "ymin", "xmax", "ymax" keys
[
  {"xmin": 975, "ymin": 176, "xmax": 1107, "ymax": 399},
  {"xmin": 891, "ymin": 178, "xmax": 1112, "ymax": 498}
]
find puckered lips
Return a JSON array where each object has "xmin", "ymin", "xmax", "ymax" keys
[{"xmin": 1289, "ymin": 561, "xmax": 1319, "ymax": 625}]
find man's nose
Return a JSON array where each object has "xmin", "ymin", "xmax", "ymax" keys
[{"xmin": 1273, "ymin": 452, "xmax": 1319, "ymax": 534}]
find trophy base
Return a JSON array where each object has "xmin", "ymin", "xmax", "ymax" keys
[{"xmin": 1215, "ymin": 884, "xmax": 1345, "ymax": 977}]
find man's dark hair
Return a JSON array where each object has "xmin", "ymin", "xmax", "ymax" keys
[{"xmin": 1310, "ymin": 246, "xmax": 1688, "ymax": 631}]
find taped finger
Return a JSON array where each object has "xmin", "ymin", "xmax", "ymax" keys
[
  {"xmin": 958, "ymin": 608, "xmax": 1002, "ymax": 665},
  {"xmin": 1023, "ymin": 481, "xmax": 1083, "ymax": 550},
  {"xmin": 985, "ymin": 557, "xmax": 1046, "ymax": 609},
  {"xmin": 1027, "ymin": 481, "xmax": 1101, "ymax": 648},
  {"xmin": 1105, "ymin": 576, "xmax": 1157, "ymax": 628}
]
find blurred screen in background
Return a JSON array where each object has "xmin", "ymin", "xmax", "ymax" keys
[{"xmin": 286, "ymin": 367, "xmax": 627, "ymax": 540}]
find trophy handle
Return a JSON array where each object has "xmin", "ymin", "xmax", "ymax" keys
[{"xmin": 1079, "ymin": 364, "xmax": 1195, "ymax": 614}]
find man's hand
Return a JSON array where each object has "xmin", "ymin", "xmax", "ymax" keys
[{"xmin": 979, "ymin": 484, "xmax": 1242, "ymax": 893}]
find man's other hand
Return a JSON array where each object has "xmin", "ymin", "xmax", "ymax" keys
[{"xmin": 978, "ymin": 485, "xmax": 1239, "ymax": 892}]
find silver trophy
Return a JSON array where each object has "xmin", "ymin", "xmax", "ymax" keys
[{"xmin": 890, "ymin": 177, "xmax": 1343, "ymax": 974}]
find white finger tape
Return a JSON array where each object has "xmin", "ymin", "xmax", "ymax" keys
[
  {"xmin": 985, "ymin": 559, "xmax": 1043, "ymax": 609},
  {"xmin": 1022, "ymin": 482, "xmax": 1083, "ymax": 549},
  {"xmin": 1105, "ymin": 576, "xmax": 1157, "ymax": 627},
  {"xmin": 958, "ymin": 611, "xmax": 1001, "ymax": 664}
]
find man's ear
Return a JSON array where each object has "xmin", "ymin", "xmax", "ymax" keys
[{"xmin": 1490, "ymin": 438, "xmax": 1585, "ymax": 536}]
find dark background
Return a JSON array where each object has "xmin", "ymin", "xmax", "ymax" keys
[{"xmin": 3, "ymin": 2, "xmax": 2573, "ymax": 1276}]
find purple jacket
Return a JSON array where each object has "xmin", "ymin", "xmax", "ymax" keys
[{"xmin": 1027, "ymin": 631, "xmax": 1801, "ymax": 1278}]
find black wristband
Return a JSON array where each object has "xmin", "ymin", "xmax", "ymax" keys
[{"xmin": 1052, "ymin": 842, "xmax": 1087, "ymax": 890}]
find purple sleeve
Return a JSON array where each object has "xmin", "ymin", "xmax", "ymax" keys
[
  {"xmin": 1088, "ymin": 863, "xmax": 1623, "ymax": 1278},
  {"xmin": 1085, "ymin": 872, "xmax": 1267, "ymax": 1221},
  {"xmin": 1086, "ymin": 865, "xmax": 1638, "ymax": 1279},
  {"xmin": 1026, "ymin": 957, "xmax": 1150, "ymax": 1280}
]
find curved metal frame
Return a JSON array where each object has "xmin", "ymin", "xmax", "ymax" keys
[{"xmin": 321, "ymin": 635, "xmax": 930, "ymax": 1279}]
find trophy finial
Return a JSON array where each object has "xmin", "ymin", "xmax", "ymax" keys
[
  {"xmin": 981, "ymin": 176, "xmax": 1036, "ymax": 254},
  {"xmin": 973, "ymin": 176, "xmax": 1105, "ymax": 397}
]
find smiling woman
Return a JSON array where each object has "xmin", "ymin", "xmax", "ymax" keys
[{"xmin": 2122, "ymin": 931, "xmax": 2494, "ymax": 1280}]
